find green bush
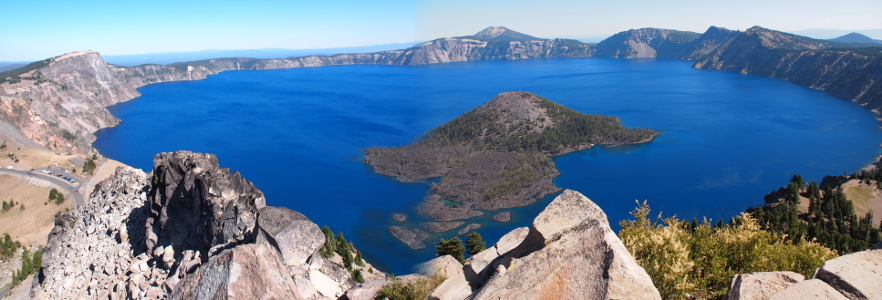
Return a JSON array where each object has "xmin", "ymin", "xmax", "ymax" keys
[
  {"xmin": 375, "ymin": 274, "xmax": 446, "ymax": 300},
  {"xmin": 619, "ymin": 201, "xmax": 836, "ymax": 299}
]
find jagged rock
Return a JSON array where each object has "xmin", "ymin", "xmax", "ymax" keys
[
  {"xmin": 256, "ymin": 206, "xmax": 324, "ymax": 267},
  {"xmin": 421, "ymin": 221, "xmax": 465, "ymax": 233},
  {"xmin": 170, "ymin": 244, "xmax": 302, "ymax": 300},
  {"xmin": 490, "ymin": 212, "xmax": 511, "ymax": 223},
  {"xmin": 146, "ymin": 151, "xmax": 266, "ymax": 272},
  {"xmin": 33, "ymin": 166, "xmax": 150, "ymax": 299},
  {"xmin": 767, "ymin": 279, "xmax": 849, "ymax": 300},
  {"xmin": 457, "ymin": 223, "xmax": 482, "ymax": 235},
  {"xmin": 388, "ymin": 226, "xmax": 429, "ymax": 249},
  {"xmin": 813, "ymin": 249, "xmax": 882, "ymax": 300},
  {"xmin": 726, "ymin": 272, "xmax": 804, "ymax": 300},
  {"xmin": 470, "ymin": 189, "xmax": 660, "ymax": 300},
  {"xmin": 415, "ymin": 255, "xmax": 463, "ymax": 279}
]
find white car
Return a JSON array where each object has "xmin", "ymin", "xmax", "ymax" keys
[{"xmin": 6, "ymin": 166, "xmax": 12, "ymax": 169}]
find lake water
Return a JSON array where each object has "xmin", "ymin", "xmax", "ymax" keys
[{"xmin": 94, "ymin": 58, "xmax": 882, "ymax": 274}]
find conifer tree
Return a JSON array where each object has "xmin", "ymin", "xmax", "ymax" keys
[
  {"xmin": 435, "ymin": 237, "xmax": 465, "ymax": 264},
  {"xmin": 465, "ymin": 232, "xmax": 486, "ymax": 255}
]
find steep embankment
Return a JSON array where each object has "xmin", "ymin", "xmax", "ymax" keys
[
  {"xmin": 594, "ymin": 26, "xmax": 882, "ymax": 113},
  {"xmin": 692, "ymin": 26, "xmax": 882, "ymax": 111}
]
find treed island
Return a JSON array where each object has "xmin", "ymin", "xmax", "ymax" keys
[{"xmin": 364, "ymin": 92, "xmax": 658, "ymax": 247}]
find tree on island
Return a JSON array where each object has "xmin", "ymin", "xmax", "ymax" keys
[
  {"xmin": 465, "ymin": 232, "xmax": 486, "ymax": 255},
  {"xmin": 435, "ymin": 237, "xmax": 465, "ymax": 264}
]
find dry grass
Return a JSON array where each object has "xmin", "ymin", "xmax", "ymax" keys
[
  {"xmin": 0, "ymin": 133, "xmax": 78, "ymax": 171},
  {"xmin": 0, "ymin": 174, "xmax": 71, "ymax": 247},
  {"xmin": 841, "ymin": 179, "xmax": 882, "ymax": 226}
]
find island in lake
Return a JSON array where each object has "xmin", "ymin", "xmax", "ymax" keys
[{"xmin": 364, "ymin": 91, "xmax": 658, "ymax": 248}]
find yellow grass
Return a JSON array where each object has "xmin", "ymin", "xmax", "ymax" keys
[{"xmin": 0, "ymin": 174, "xmax": 71, "ymax": 246}]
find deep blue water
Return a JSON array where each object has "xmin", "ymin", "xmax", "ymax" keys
[{"xmin": 94, "ymin": 58, "xmax": 882, "ymax": 274}]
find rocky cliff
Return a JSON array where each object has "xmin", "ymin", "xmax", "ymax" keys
[
  {"xmin": 32, "ymin": 151, "xmax": 379, "ymax": 299},
  {"xmin": 691, "ymin": 27, "xmax": 882, "ymax": 111},
  {"xmin": 591, "ymin": 25, "xmax": 882, "ymax": 113}
]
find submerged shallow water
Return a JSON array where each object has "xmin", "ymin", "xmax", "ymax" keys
[{"xmin": 94, "ymin": 57, "xmax": 882, "ymax": 274}]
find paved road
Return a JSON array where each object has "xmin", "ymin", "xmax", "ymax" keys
[
  {"xmin": 0, "ymin": 167, "xmax": 85, "ymax": 208},
  {"xmin": 0, "ymin": 284, "xmax": 10, "ymax": 298}
]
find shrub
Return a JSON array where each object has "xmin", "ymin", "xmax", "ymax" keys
[
  {"xmin": 375, "ymin": 274, "xmax": 446, "ymax": 300},
  {"xmin": 619, "ymin": 201, "xmax": 836, "ymax": 299}
]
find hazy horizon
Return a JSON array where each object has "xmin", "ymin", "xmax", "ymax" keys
[{"xmin": 2, "ymin": 0, "xmax": 881, "ymax": 62}]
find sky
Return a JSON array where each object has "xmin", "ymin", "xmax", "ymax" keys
[{"xmin": 2, "ymin": 0, "xmax": 881, "ymax": 62}]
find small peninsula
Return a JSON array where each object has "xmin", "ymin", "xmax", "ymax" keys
[{"xmin": 365, "ymin": 92, "xmax": 658, "ymax": 225}]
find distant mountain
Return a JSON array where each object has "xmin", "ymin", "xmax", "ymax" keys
[
  {"xmin": 828, "ymin": 32, "xmax": 882, "ymax": 45},
  {"xmin": 102, "ymin": 42, "xmax": 421, "ymax": 66},
  {"xmin": 458, "ymin": 26, "xmax": 541, "ymax": 41},
  {"xmin": 0, "ymin": 62, "xmax": 28, "ymax": 72},
  {"xmin": 594, "ymin": 28, "xmax": 702, "ymax": 58},
  {"xmin": 789, "ymin": 29, "xmax": 882, "ymax": 40}
]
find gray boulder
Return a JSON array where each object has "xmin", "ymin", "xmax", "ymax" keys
[
  {"xmin": 170, "ymin": 244, "xmax": 302, "ymax": 300},
  {"xmin": 813, "ymin": 249, "xmax": 882, "ymax": 300},
  {"xmin": 494, "ymin": 227, "xmax": 528, "ymax": 256},
  {"xmin": 767, "ymin": 280, "xmax": 849, "ymax": 300},
  {"xmin": 470, "ymin": 189, "xmax": 660, "ymax": 300},
  {"xmin": 462, "ymin": 246, "xmax": 499, "ymax": 287},
  {"xmin": 429, "ymin": 274, "xmax": 472, "ymax": 300},
  {"xmin": 726, "ymin": 272, "xmax": 804, "ymax": 300},
  {"xmin": 256, "ymin": 206, "xmax": 324, "ymax": 267},
  {"xmin": 146, "ymin": 151, "xmax": 266, "ymax": 272},
  {"xmin": 344, "ymin": 279, "xmax": 391, "ymax": 300},
  {"xmin": 415, "ymin": 255, "xmax": 464, "ymax": 279}
]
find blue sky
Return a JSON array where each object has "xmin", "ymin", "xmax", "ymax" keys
[{"xmin": 2, "ymin": 0, "xmax": 881, "ymax": 61}]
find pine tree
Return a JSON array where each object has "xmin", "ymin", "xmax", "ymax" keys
[
  {"xmin": 354, "ymin": 250, "xmax": 365, "ymax": 267},
  {"xmin": 352, "ymin": 269, "xmax": 365, "ymax": 283},
  {"xmin": 435, "ymin": 237, "xmax": 465, "ymax": 264},
  {"xmin": 465, "ymin": 232, "xmax": 486, "ymax": 255}
]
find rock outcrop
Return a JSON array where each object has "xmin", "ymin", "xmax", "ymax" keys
[
  {"xmin": 34, "ymin": 166, "xmax": 150, "ymax": 299},
  {"xmin": 725, "ymin": 272, "xmax": 804, "ymax": 300},
  {"xmin": 32, "ymin": 151, "xmax": 378, "ymax": 299},
  {"xmin": 727, "ymin": 249, "xmax": 882, "ymax": 300},
  {"xmin": 468, "ymin": 189, "xmax": 661, "ymax": 300},
  {"xmin": 169, "ymin": 244, "xmax": 302, "ymax": 300}
]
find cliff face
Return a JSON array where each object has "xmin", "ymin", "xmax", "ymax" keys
[
  {"xmin": 594, "ymin": 28, "xmax": 701, "ymax": 58},
  {"xmin": 592, "ymin": 26, "xmax": 882, "ymax": 112},
  {"xmin": 692, "ymin": 27, "xmax": 882, "ymax": 111}
]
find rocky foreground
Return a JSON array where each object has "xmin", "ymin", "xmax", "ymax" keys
[{"xmin": 21, "ymin": 150, "xmax": 882, "ymax": 299}]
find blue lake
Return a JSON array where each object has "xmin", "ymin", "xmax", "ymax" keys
[{"xmin": 94, "ymin": 58, "xmax": 882, "ymax": 274}]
